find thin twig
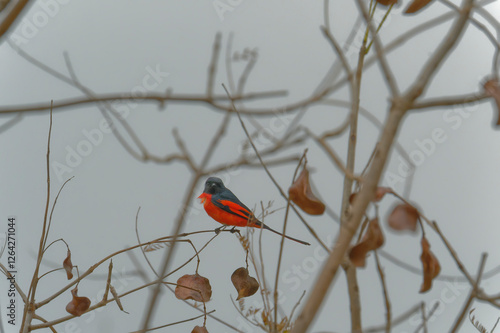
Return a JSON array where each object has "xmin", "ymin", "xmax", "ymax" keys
[
  {"xmin": 273, "ymin": 150, "xmax": 308, "ymax": 331},
  {"xmin": 412, "ymin": 302, "xmax": 440, "ymax": 333},
  {"xmin": 374, "ymin": 251, "xmax": 391, "ymax": 333},
  {"xmin": 364, "ymin": 303, "xmax": 421, "ymax": 333},
  {"xmin": 21, "ymin": 101, "xmax": 54, "ymax": 333},
  {"xmin": 0, "ymin": 112, "xmax": 22, "ymax": 133},
  {"xmin": 321, "ymin": 25, "xmax": 353, "ymax": 81},
  {"xmin": 304, "ymin": 128, "xmax": 362, "ymax": 182},
  {"xmin": 420, "ymin": 302, "xmax": 428, "ymax": 333},
  {"xmin": 450, "ymin": 253, "xmax": 488, "ymax": 332},
  {"xmin": 129, "ymin": 310, "xmax": 215, "ymax": 333},
  {"xmin": 236, "ymin": 48, "xmax": 257, "ymax": 96},
  {"xmin": 32, "ymin": 314, "xmax": 58, "ymax": 333},
  {"xmin": 355, "ymin": 0, "xmax": 399, "ymax": 97},
  {"xmin": 430, "ymin": 220, "xmax": 475, "ymax": 285},
  {"xmin": 42, "ymin": 177, "xmax": 74, "ymax": 250},
  {"xmin": 207, "ymin": 33, "xmax": 222, "ymax": 98}
]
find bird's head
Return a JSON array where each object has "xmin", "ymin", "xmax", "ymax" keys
[{"xmin": 202, "ymin": 177, "xmax": 226, "ymax": 195}]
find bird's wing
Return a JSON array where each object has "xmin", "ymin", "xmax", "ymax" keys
[{"xmin": 212, "ymin": 190, "xmax": 256, "ymax": 222}]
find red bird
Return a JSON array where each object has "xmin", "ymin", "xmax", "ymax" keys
[{"xmin": 198, "ymin": 177, "xmax": 310, "ymax": 246}]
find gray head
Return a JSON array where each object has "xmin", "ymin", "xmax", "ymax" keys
[{"xmin": 203, "ymin": 177, "xmax": 226, "ymax": 195}]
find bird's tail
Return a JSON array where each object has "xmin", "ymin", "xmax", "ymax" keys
[{"xmin": 261, "ymin": 224, "xmax": 310, "ymax": 246}]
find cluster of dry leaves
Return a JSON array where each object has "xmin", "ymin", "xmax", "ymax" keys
[
  {"xmin": 62, "ymin": 250, "xmax": 92, "ymax": 317},
  {"xmin": 62, "ymin": 250, "xmax": 126, "ymax": 319},
  {"xmin": 173, "ymin": 267, "xmax": 260, "ymax": 332},
  {"xmin": 349, "ymin": 188, "xmax": 441, "ymax": 293},
  {"xmin": 287, "ymin": 164, "xmax": 441, "ymax": 293}
]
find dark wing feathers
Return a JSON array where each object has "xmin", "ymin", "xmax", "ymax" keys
[{"xmin": 211, "ymin": 190, "xmax": 254, "ymax": 220}]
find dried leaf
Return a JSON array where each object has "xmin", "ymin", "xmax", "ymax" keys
[
  {"xmin": 192, "ymin": 326, "xmax": 209, "ymax": 333},
  {"xmin": 349, "ymin": 218, "xmax": 385, "ymax": 267},
  {"xmin": 405, "ymin": 0, "xmax": 434, "ymax": 13},
  {"xmin": 231, "ymin": 267, "xmax": 259, "ymax": 300},
  {"xmin": 63, "ymin": 249, "xmax": 73, "ymax": 280},
  {"xmin": 175, "ymin": 274, "xmax": 212, "ymax": 302},
  {"xmin": 420, "ymin": 237, "xmax": 441, "ymax": 293},
  {"xmin": 376, "ymin": 0, "xmax": 398, "ymax": 5},
  {"xmin": 483, "ymin": 79, "xmax": 500, "ymax": 126},
  {"xmin": 66, "ymin": 287, "xmax": 91, "ymax": 317},
  {"xmin": 288, "ymin": 167, "xmax": 325, "ymax": 215},
  {"xmin": 387, "ymin": 203, "xmax": 420, "ymax": 232}
]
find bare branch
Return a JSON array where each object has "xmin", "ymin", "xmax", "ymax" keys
[
  {"xmin": 0, "ymin": 0, "xmax": 31, "ymax": 42},
  {"xmin": 450, "ymin": 253, "xmax": 488, "ymax": 332}
]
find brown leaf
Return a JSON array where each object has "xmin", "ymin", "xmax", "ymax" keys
[
  {"xmin": 175, "ymin": 274, "xmax": 212, "ymax": 302},
  {"xmin": 231, "ymin": 267, "xmax": 259, "ymax": 300},
  {"xmin": 63, "ymin": 249, "xmax": 73, "ymax": 280},
  {"xmin": 405, "ymin": 0, "xmax": 434, "ymax": 14},
  {"xmin": 419, "ymin": 237, "xmax": 441, "ymax": 293},
  {"xmin": 387, "ymin": 203, "xmax": 419, "ymax": 232},
  {"xmin": 483, "ymin": 79, "xmax": 500, "ymax": 126},
  {"xmin": 376, "ymin": 0, "xmax": 398, "ymax": 5},
  {"xmin": 349, "ymin": 218, "xmax": 385, "ymax": 267},
  {"xmin": 66, "ymin": 287, "xmax": 91, "ymax": 317},
  {"xmin": 288, "ymin": 167, "xmax": 325, "ymax": 215},
  {"xmin": 192, "ymin": 325, "xmax": 209, "ymax": 333}
]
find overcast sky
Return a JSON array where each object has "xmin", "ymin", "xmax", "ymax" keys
[{"xmin": 1, "ymin": 1, "xmax": 500, "ymax": 332}]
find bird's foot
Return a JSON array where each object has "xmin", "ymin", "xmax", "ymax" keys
[
  {"xmin": 214, "ymin": 226, "xmax": 224, "ymax": 235},
  {"xmin": 229, "ymin": 226, "xmax": 240, "ymax": 234}
]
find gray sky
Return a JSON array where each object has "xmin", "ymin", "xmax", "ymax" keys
[{"xmin": 1, "ymin": 1, "xmax": 500, "ymax": 332}]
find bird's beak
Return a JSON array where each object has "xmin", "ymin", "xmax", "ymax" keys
[{"xmin": 198, "ymin": 193, "xmax": 208, "ymax": 203}]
